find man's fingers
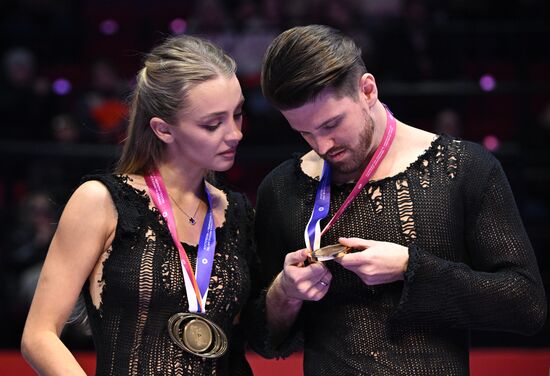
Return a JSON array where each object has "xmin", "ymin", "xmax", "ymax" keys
[
  {"xmin": 334, "ymin": 251, "xmax": 366, "ymax": 266},
  {"xmin": 284, "ymin": 248, "xmax": 311, "ymax": 266},
  {"xmin": 338, "ymin": 237, "xmax": 377, "ymax": 249}
]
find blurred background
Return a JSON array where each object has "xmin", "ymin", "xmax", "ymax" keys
[{"xmin": 0, "ymin": 0, "xmax": 549, "ymax": 367}]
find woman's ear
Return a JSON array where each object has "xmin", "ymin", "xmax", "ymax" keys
[
  {"xmin": 359, "ymin": 73, "xmax": 378, "ymax": 107},
  {"xmin": 149, "ymin": 117, "xmax": 174, "ymax": 144}
]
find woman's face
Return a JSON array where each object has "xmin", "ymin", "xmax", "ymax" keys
[{"xmin": 167, "ymin": 74, "xmax": 244, "ymax": 172}]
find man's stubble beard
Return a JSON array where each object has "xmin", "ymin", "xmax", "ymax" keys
[{"xmin": 330, "ymin": 112, "xmax": 375, "ymax": 177}]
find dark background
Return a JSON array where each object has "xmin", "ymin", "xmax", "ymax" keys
[{"xmin": 0, "ymin": 0, "xmax": 549, "ymax": 350}]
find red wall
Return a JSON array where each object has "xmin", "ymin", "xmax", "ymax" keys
[{"xmin": 3, "ymin": 349, "xmax": 549, "ymax": 375}]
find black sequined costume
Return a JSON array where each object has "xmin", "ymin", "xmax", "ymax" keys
[
  {"xmin": 81, "ymin": 175, "xmax": 259, "ymax": 376},
  {"xmin": 251, "ymin": 135, "xmax": 546, "ymax": 375}
]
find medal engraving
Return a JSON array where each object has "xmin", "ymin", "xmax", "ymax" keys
[
  {"xmin": 310, "ymin": 244, "xmax": 353, "ymax": 262},
  {"xmin": 184, "ymin": 319, "xmax": 212, "ymax": 352},
  {"xmin": 168, "ymin": 313, "xmax": 228, "ymax": 358}
]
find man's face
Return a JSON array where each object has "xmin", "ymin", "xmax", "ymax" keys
[{"xmin": 281, "ymin": 90, "xmax": 375, "ymax": 179}]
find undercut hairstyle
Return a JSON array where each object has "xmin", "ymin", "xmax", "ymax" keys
[
  {"xmin": 116, "ymin": 35, "xmax": 236, "ymax": 175},
  {"xmin": 261, "ymin": 24, "xmax": 367, "ymax": 110}
]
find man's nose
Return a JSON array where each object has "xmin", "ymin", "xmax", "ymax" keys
[{"xmin": 315, "ymin": 135, "xmax": 335, "ymax": 156}]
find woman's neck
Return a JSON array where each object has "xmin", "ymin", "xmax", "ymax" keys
[{"xmin": 156, "ymin": 161, "xmax": 206, "ymax": 200}]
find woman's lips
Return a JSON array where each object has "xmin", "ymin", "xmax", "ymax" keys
[{"xmin": 219, "ymin": 148, "xmax": 237, "ymax": 158}]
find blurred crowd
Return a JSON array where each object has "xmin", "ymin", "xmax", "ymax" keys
[{"xmin": 1, "ymin": 0, "xmax": 549, "ymax": 349}]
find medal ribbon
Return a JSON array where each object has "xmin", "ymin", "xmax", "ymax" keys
[
  {"xmin": 304, "ymin": 162, "xmax": 331, "ymax": 252},
  {"xmin": 145, "ymin": 171, "xmax": 216, "ymax": 313},
  {"xmin": 305, "ymin": 106, "xmax": 397, "ymax": 250}
]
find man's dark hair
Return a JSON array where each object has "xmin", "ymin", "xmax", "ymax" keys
[{"xmin": 261, "ymin": 24, "xmax": 367, "ymax": 110}]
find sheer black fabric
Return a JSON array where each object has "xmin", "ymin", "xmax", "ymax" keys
[
  {"xmin": 252, "ymin": 135, "xmax": 546, "ymax": 375},
  {"xmin": 81, "ymin": 174, "xmax": 259, "ymax": 376}
]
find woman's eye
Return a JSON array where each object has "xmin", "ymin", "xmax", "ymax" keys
[{"xmin": 203, "ymin": 122, "xmax": 222, "ymax": 131}]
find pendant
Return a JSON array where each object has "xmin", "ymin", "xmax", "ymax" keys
[
  {"xmin": 168, "ymin": 312, "xmax": 228, "ymax": 358},
  {"xmin": 188, "ymin": 217, "xmax": 196, "ymax": 225}
]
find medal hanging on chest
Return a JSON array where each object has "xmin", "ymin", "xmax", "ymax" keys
[
  {"xmin": 146, "ymin": 171, "xmax": 228, "ymax": 358},
  {"xmin": 306, "ymin": 106, "xmax": 397, "ymax": 260}
]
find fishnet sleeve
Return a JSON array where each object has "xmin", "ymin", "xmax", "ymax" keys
[
  {"xmin": 393, "ymin": 161, "xmax": 547, "ymax": 334},
  {"xmin": 245, "ymin": 173, "xmax": 304, "ymax": 358}
]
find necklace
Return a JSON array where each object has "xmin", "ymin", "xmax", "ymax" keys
[{"xmin": 168, "ymin": 193, "xmax": 202, "ymax": 225}]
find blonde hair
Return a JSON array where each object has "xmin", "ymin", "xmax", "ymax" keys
[{"xmin": 116, "ymin": 35, "xmax": 236, "ymax": 174}]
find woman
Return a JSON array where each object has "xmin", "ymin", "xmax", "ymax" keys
[{"xmin": 21, "ymin": 35, "xmax": 260, "ymax": 375}]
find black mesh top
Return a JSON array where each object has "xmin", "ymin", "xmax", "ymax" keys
[
  {"xmin": 81, "ymin": 174, "xmax": 259, "ymax": 376},
  {"xmin": 252, "ymin": 135, "xmax": 547, "ymax": 375}
]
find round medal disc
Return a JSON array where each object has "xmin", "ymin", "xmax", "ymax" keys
[
  {"xmin": 310, "ymin": 244, "xmax": 352, "ymax": 262},
  {"xmin": 168, "ymin": 313, "xmax": 228, "ymax": 358}
]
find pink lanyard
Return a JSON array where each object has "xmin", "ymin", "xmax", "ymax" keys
[
  {"xmin": 145, "ymin": 171, "xmax": 216, "ymax": 313},
  {"xmin": 305, "ymin": 107, "xmax": 396, "ymax": 250}
]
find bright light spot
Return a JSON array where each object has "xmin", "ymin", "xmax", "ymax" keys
[
  {"xmin": 100, "ymin": 19, "xmax": 119, "ymax": 35},
  {"xmin": 170, "ymin": 18, "xmax": 187, "ymax": 35},
  {"xmin": 479, "ymin": 74, "xmax": 496, "ymax": 92},
  {"xmin": 52, "ymin": 78, "xmax": 71, "ymax": 95},
  {"xmin": 483, "ymin": 134, "xmax": 500, "ymax": 151}
]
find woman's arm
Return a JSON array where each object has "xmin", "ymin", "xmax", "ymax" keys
[{"xmin": 21, "ymin": 180, "xmax": 117, "ymax": 375}]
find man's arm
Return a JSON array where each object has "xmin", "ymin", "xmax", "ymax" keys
[
  {"xmin": 334, "ymin": 153, "xmax": 546, "ymax": 334},
  {"xmin": 266, "ymin": 249, "xmax": 331, "ymax": 346},
  {"xmin": 395, "ymin": 160, "xmax": 545, "ymax": 333},
  {"xmin": 251, "ymin": 169, "xmax": 333, "ymax": 356}
]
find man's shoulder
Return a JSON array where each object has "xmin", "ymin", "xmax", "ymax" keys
[
  {"xmin": 448, "ymin": 136, "xmax": 500, "ymax": 169},
  {"xmin": 260, "ymin": 155, "xmax": 302, "ymax": 184},
  {"xmin": 256, "ymin": 154, "xmax": 309, "ymax": 202},
  {"xmin": 433, "ymin": 136, "xmax": 501, "ymax": 186}
]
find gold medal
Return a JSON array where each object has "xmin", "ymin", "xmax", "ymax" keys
[
  {"xmin": 310, "ymin": 243, "xmax": 353, "ymax": 262},
  {"xmin": 168, "ymin": 313, "xmax": 228, "ymax": 358}
]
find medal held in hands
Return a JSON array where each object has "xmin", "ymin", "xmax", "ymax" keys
[
  {"xmin": 310, "ymin": 243, "xmax": 353, "ymax": 262},
  {"xmin": 146, "ymin": 171, "xmax": 228, "ymax": 358}
]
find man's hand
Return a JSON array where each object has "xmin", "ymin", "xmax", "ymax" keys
[
  {"xmin": 265, "ymin": 248, "xmax": 333, "ymax": 344},
  {"xmin": 334, "ymin": 237, "xmax": 409, "ymax": 285},
  {"xmin": 277, "ymin": 248, "xmax": 333, "ymax": 301}
]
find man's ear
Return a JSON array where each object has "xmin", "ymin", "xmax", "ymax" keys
[
  {"xmin": 150, "ymin": 117, "xmax": 174, "ymax": 144},
  {"xmin": 359, "ymin": 73, "xmax": 378, "ymax": 107}
]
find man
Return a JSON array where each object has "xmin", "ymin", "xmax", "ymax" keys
[{"xmin": 252, "ymin": 25, "xmax": 546, "ymax": 375}]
